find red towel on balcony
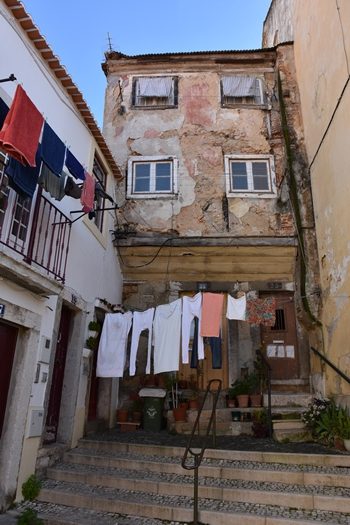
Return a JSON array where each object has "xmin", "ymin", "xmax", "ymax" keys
[
  {"xmin": 0, "ymin": 86, "xmax": 43, "ymax": 167},
  {"xmin": 80, "ymin": 171, "xmax": 95, "ymax": 212}
]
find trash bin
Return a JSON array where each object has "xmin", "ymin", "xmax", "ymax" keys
[{"xmin": 139, "ymin": 388, "xmax": 166, "ymax": 431}]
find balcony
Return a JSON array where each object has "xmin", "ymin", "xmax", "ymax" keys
[{"xmin": 0, "ymin": 156, "xmax": 72, "ymax": 283}]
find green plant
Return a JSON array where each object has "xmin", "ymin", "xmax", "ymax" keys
[
  {"xmin": 21, "ymin": 475, "xmax": 41, "ymax": 501},
  {"xmin": 252, "ymin": 409, "xmax": 269, "ymax": 438},
  {"xmin": 17, "ymin": 508, "xmax": 43, "ymax": 525},
  {"xmin": 228, "ymin": 372, "xmax": 258, "ymax": 398},
  {"xmin": 85, "ymin": 336, "xmax": 98, "ymax": 350},
  {"xmin": 336, "ymin": 406, "xmax": 350, "ymax": 439},
  {"xmin": 302, "ymin": 397, "xmax": 331, "ymax": 436},
  {"xmin": 88, "ymin": 320, "xmax": 101, "ymax": 332},
  {"xmin": 313, "ymin": 400, "xmax": 345, "ymax": 446}
]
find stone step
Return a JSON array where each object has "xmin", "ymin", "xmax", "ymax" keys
[
  {"xmin": 46, "ymin": 461, "xmax": 350, "ymax": 513},
  {"xmin": 37, "ymin": 479, "xmax": 350, "ymax": 525},
  {"xmin": 264, "ymin": 393, "xmax": 312, "ymax": 408},
  {"xmin": 65, "ymin": 447, "xmax": 350, "ymax": 487},
  {"xmin": 13, "ymin": 501, "xmax": 172, "ymax": 525},
  {"xmin": 79, "ymin": 439, "xmax": 350, "ymax": 468}
]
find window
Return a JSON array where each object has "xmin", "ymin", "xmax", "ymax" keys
[
  {"xmin": 127, "ymin": 156, "xmax": 178, "ymax": 198},
  {"xmin": 93, "ymin": 155, "xmax": 107, "ymax": 232},
  {"xmin": 225, "ymin": 155, "xmax": 276, "ymax": 198},
  {"xmin": 132, "ymin": 77, "xmax": 177, "ymax": 108},
  {"xmin": 221, "ymin": 75, "xmax": 264, "ymax": 106}
]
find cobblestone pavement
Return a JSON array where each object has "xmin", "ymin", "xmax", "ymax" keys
[{"xmin": 84, "ymin": 428, "xmax": 346, "ymax": 455}]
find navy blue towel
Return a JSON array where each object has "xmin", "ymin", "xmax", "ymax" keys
[
  {"xmin": 0, "ymin": 98, "xmax": 9, "ymax": 130},
  {"xmin": 6, "ymin": 146, "xmax": 42, "ymax": 198},
  {"xmin": 41, "ymin": 122, "xmax": 66, "ymax": 176},
  {"xmin": 209, "ymin": 336, "xmax": 222, "ymax": 369},
  {"xmin": 65, "ymin": 148, "xmax": 85, "ymax": 181}
]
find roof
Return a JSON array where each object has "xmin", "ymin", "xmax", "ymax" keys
[
  {"xmin": 3, "ymin": 0, "xmax": 122, "ymax": 179},
  {"xmin": 105, "ymin": 48, "xmax": 276, "ymax": 60},
  {"xmin": 103, "ymin": 47, "xmax": 278, "ymax": 75}
]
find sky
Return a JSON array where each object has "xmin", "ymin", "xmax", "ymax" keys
[{"xmin": 21, "ymin": 0, "xmax": 272, "ymax": 126}]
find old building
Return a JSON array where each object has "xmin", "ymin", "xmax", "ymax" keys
[
  {"xmin": 0, "ymin": 0, "xmax": 122, "ymax": 509},
  {"xmin": 102, "ymin": 45, "xmax": 321, "ymax": 396},
  {"xmin": 263, "ymin": 0, "xmax": 350, "ymax": 402}
]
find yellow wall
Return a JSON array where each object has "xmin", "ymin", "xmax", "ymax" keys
[{"xmin": 292, "ymin": 0, "xmax": 350, "ymax": 394}]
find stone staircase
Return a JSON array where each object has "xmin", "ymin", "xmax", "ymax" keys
[
  {"xmin": 168, "ymin": 392, "xmax": 312, "ymax": 438},
  {"xmin": 23, "ymin": 436, "xmax": 350, "ymax": 525}
]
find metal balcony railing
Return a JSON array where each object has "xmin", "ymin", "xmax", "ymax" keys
[{"xmin": 0, "ymin": 171, "xmax": 72, "ymax": 283}]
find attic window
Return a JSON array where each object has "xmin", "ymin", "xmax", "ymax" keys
[
  {"xmin": 221, "ymin": 76, "xmax": 264, "ymax": 106},
  {"xmin": 132, "ymin": 77, "xmax": 178, "ymax": 108}
]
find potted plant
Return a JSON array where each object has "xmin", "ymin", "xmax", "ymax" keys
[
  {"xmin": 88, "ymin": 320, "xmax": 101, "ymax": 337},
  {"xmin": 252, "ymin": 409, "xmax": 269, "ymax": 438},
  {"xmin": 248, "ymin": 372, "xmax": 263, "ymax": 407},
  {"xmin": 131, "ymin": 399, "xmax": 143, "ymax": 423},
  {"xmin": 188, "ymin": 389, "xmax": 200, "ymax": 410},
  {"xmin": 336, "ymin": 406, "xmax": 350, "ymax": 451},
  {"xmin": 229, "ymin": 377, "xmax": 251, "ymax": 408}
]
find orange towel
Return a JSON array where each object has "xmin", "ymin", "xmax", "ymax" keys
[
  {"xmin": 81, "ymin": 171, "xmax": 95, "ymax": 212},
  {"xmin": 0, "ymin": 86, "xmax": 43, "ymax": 167},
  {"xmin": 200, "ymin": 292, "xmax": 224, "ymax": 337}
]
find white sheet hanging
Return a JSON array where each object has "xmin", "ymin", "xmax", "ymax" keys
[
  {"xmin": 129, "ymin": 308, "xmax": 155, "ymax": 376},
  {"xmin": 153, "ymin": 299, "xmax": 182, "ymax": 374},
  {"xmin": 96, "ymin": 312, "xmax": 133, "ymax": 378},
  {"xmin": 181, "ymin": 292, "xmax": 204, "ymax": 364},
  {"xmin": 226, "ymin": 293, "xmax": 247, "ymax": 320}
]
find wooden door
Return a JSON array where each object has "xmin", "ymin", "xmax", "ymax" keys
[
  {"xmin": 0, "ymin": 322, "xmax": 18, "ymax": 437},
  {"xmin": 260, "ymin": 293, "xmax": 299, "ymax": 379},
  {"xmin": 45, "ymin": 305, "xmax": 72, "ymax": 440}
]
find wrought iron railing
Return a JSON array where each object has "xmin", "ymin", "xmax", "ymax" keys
[
  {"xmin": 311, "ymin": 346, "xmax": 350, "ymax": 385},
  {"xmin": 256, "ymin": 348, "xmax": 273, "ymax": 438},
  {"xmin": 181, "ymin": 379, "xmax": 222, "ymax": 525},
  {"xmin": 0, "ymin": 181, "xmax": 71, "ymax": 283}
]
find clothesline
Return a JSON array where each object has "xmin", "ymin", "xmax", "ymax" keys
[
  {"xmin": 96, "ymin": 291, "xmax": 277, "ymax": 380},
  {"xmin": 0, "ymin": 86, "xmax": 105, "ymax": 214}
]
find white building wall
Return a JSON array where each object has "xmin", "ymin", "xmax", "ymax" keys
[{"xmin": 0, "ymin": 2, "xmax": 122, "ymax": 508}]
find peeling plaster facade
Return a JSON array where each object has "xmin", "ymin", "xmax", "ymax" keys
[
  {"xmin": 264, "ymin": 0, "xmax": 350, "ymax": 399},
  {"xmin": 103, "ymin": 46, "xmax": 320, "ymax": 395}
]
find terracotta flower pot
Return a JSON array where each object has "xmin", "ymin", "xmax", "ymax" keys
[
  {"xmin": 173, "ymin": 406, "xmax": 187, "ymax": 422},
  {"xmin": 236, "ymin": 394, "xmax": 249, "ymax": 408},
  {"xmin": 189, "ymin": 399, "xmax": 199, "ymax": 410},
  {"xmin": 132, "ymin": 411, "xmax": 142, "ymax": 423},
  {"xmin": 250, "ymin": 394, "xmax": 262, "ymax": 407},
  {"xmin": 227, "ymin": 398, "xmax": 236, "ymax": 408},
  {"xmin": 116, "ymin": 409, "xmax": 128, "ymax": 422}
]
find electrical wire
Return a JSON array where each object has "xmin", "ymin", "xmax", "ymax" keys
[{"xmin": 116, "ymin": 237, "xmax": 174, "ymax": 268}]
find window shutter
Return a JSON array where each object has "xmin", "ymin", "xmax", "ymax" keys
[{"xmin": 173, "ymin": 78, "xmax": 178, "ymax": 106}]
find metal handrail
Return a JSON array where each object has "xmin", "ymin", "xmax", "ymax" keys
[
  {"xmin": 181, "ymin": 379, "xmax": 222, "ymax": 525},
  {"xmin": 311, "ymin": 346, "xmax": 350, "ymax": 385},
  {"xmin": 256, "ymin": 348, "xmax": 273, "ymax": 438}
]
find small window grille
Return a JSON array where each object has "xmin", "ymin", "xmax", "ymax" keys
[{"xmin": 271, "ymin": 309, "xmax": 286, "ymax": 331}]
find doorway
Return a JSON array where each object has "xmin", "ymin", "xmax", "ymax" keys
[
  {"xmin": 0, "ymin": 321, "xmax": 18, "ymax": 438},
  {"xmin": 45, "ymin": 305, "xmax": 72, "ymax": 442},
  {"xmin": 260, "ymin": 293, "xmax": 299, "ymax": 380}
]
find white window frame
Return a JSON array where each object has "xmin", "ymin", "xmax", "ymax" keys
[
  {"xmin": 127, "ymin": 156, "xmax": 178, "ymax": 199},
  {"xmin": 224, "ymin": 154, "xmax": 277, "ymax": 198},
  {"xmin": 221, "ymin": 76, "xmax": 265, "ymax": 107}
]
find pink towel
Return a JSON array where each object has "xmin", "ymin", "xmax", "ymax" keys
[
  {"xmin": 200, "ymin": 292, "xmax": 224, "ymax": 337},
  {"xmin": 0, "ymin": 85, "xmax": 43, "ymax": 167},
  {"xmin": 81, "ymin": 171, "xmax": 95, "ymax": 212}
]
